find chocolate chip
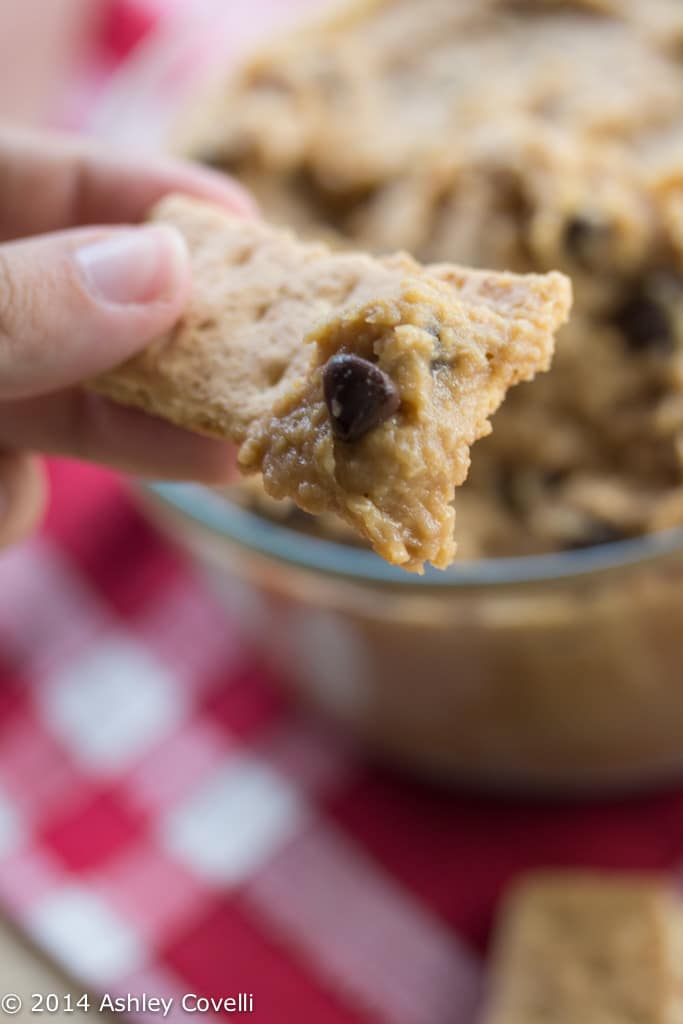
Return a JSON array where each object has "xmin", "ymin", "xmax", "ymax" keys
[
  {"xmin": 564, "ymin": 522, "xmax": 625, "ymax": 551},
  {"xmin": 543, "ymin": 468, "xmax": 570, "ymax": 489},
  {"xmin": 323, "ymin": 354, "xmax": 400, "ymax": 442},
  {"xmin": 613, "ymin": 294, "xmax": 673, "ymax": 353},
  {"xmin": 563, "ymin": 215, "xmax": 612, "ymax": 270},
  {"xmin": 193, "ymin": 149, "xmax": 228, "ymax": 171}
]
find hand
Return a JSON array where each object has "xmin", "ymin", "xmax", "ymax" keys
[{"xmin": 0, "ymin": 127, "xmax": 256, "ymax": 549}]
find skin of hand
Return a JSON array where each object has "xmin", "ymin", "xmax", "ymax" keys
[{"xmin": 0, "ymin": 127, "xmax": 258, "ymax": 550}]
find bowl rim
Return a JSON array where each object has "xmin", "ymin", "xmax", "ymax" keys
[{"xmin": 146, "ymin": 482, "xmax": 683, "ymax": 588}]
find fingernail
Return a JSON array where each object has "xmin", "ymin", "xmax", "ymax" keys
[{"xmin": 76, "ymin": 225, "xmax": 188, "ymax": 306}]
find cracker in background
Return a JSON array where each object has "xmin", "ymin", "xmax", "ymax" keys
[{"xmin": 484, "ymin": 872, "xmax": 683, "ymax": 1024}]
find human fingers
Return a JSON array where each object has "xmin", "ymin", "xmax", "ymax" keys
[
  {"xmin": 0, "ymin": 127, "xmax": 256, "ymax": 243},
  {"xmin": 0, "ymin": 389, "xmax": 237, "ymax": 483},
  {"xmin": 0, "ymin": 223, "xmax": 192, "ymax": 400}
]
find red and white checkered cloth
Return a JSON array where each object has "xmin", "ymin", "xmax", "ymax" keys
[
  {"xmin": 3, "ymin": 462, "xmax": 683, "ymax": 1024},
  {"xmin": 3, "ymin": 4, "xmax": 683, "ymax": 1023}
]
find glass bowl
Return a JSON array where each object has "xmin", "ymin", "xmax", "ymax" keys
[
  {"xmin": 91, "ymin": 0, "xmax": 683, "ymax": 793},
  {"xmin": 140, "ymin": 481, "xmax": 683, "ymax": 795}
]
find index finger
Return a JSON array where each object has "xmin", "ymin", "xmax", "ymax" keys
[{"xmin": 0, "ymin": 127, "xmax": 256, "ymax": 242}]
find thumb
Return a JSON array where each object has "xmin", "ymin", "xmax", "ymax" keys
[{"xmin": 0, "ymin": 224, "xmax": 190, "ymax": 400}]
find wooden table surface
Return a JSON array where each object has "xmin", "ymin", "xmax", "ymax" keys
[{"xmin": 0, "ymin": 917, "xmax": 113, "ymax": 1022}]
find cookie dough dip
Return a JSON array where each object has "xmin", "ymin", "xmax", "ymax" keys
[
  {"xmin": 115, "ymin": 0, "xmax": 683, "ymax": 791},
  {"xmin": 181, "ymin": 0, "xmax": 683, "ymax": 558}
]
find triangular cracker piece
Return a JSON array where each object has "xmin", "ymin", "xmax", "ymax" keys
[
  {"xmin": 484, "ymin": 873, "xmax": 683, "ymax": 1024},
  {"xmin": 92, "ymin": 195, "xmax": 571, "ymax": 571}
]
